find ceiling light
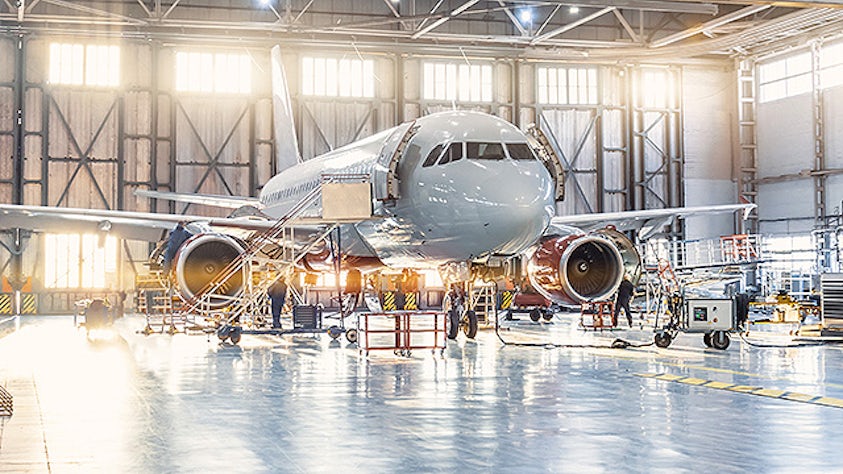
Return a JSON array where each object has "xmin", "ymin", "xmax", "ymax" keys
[
  {"xmin": 569, "ymin": 6, "xmax": 580, "ymax": 14},
  {"xmin": 519, "ymin": 9, "xmax": 533, "ymax": 24}
]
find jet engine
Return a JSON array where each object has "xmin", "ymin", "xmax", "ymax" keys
[
  {"xmin": 526, "ymin": 227, "xmax": 640, "ymax": 305},
  {"xmin": 172, "ymin": 233, "xmax": 246, "ymax": 308}
]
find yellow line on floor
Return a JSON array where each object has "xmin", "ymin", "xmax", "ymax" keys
[{"xmin": 636, "ymin": 372, "xmax": 843, "ymax": 409}]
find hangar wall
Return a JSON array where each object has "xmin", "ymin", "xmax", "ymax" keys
[
  {"xmin": 755, "ymin": 39, "xmax": 843, "ymax": 236},
  {"xmin": 0, "ymin": 32, "xmax": 743, "ymax": 306}
]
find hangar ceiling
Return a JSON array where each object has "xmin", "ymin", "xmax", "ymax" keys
[{"xmin": 0, "ymin": 0, "xmax": 842, "ymax": 60}]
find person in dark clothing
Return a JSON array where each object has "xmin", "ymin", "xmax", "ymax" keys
[
  {"xmin": 614, "ymin": 275, "xmax": 635, "ymax": 327},
  {"xmin": 268, "ymin": 276, "xmax": 288, "ymax": 329},
  {"xmin": 162, "ymin": 222, "xmax": 192, "ymax": 273}
]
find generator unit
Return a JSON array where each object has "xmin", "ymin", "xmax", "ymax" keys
[{"xmin": 682, "ymin": 298, "xmax": 735, "ymax": 333}]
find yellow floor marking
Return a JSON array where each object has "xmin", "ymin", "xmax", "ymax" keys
[
  {"xmin": 815, "ymin": 397, "xmax": 843, "ymax": 408},
  {"xmin": 637, "ymin": 372, "xmax": 843, "ymax": 409},
  {"xmin": 782, "ymin": 392, "xmax": 816, "ymax": 402},
  {"xmin": 753, "ymin": 388, "xmax": 786, "ymax": 398},
  {"xmin": 678, "ymin": 377, "xmax": 708, "ymax": 385}
]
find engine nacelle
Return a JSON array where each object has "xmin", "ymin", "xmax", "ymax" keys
[
  {"xmin": 173, "ymin": 233, "xmax": 245, "ymax": 308},
  {"xmin": 527, "ymin": 232, "xmax": 628, "ymax": 305}
]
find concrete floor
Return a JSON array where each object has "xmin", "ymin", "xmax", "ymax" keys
[{"xmin": 1, "ymin": 314, "xmax": 843, "ymax": 473}]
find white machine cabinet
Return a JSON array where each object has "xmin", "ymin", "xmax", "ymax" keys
[{"xmin": 683, "ymin": 298, "xmax": 735, "ymax": 333}]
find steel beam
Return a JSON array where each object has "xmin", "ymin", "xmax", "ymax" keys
[
  {"xmin": 530, "ymin": 6, "xmax": 615, "ymax": 45},
  {"xmin": 649, "ymin": 4, "xmax": 771, "ymax": 48},
  {"xmin": 411, "ymin": 0, "xmax": 481, "ymax": 39}
]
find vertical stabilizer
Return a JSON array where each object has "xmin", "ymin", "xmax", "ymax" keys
[{"xmin": 271, "ymin": 45, "xmax": 301, "ymax": 171}]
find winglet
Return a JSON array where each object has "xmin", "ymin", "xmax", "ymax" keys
[{"xmin": 271, "ymin": 45, "xmax": 301, "ymax": 172}]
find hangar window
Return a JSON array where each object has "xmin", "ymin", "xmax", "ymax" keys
[
  {"xmin": 758, "ymin": 51, "xmax": 812, "ymax": 103},
  {"xmin": 175, "ymin": 51, "xmax": 252, "ymax": 94},
  {"xmin": 537, "ymin": 66, "xmax": 598, "ymax": 105},
  {"xmin": 44, "ymin": 234, "xmax": 118, "ymax": 289},
  {"xmin": 49, "ymin": 43, "xmax": 120, "ymax": 87},
  {"xmin": 821, "ymin": 41, "xmax": 843, "ymax": 89},
  {"xmin": 301, "ymin": 57, "xmax": 375, "ymax": 98},
  {"xmin": 422, "ymin": 62, "xmax": 493, "ymax": 103}
]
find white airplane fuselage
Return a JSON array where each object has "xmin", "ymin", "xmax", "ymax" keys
[{"xmin": 258, "ymin": 111, "xmax": 556, "ymax": 268}]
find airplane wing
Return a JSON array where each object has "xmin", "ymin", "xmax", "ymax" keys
[
  {"xmin": 134, "ymin": 190, "xmax": 261, "ymax": 209},
  {"xmin": 551, "ymin": 203, "xmax": 756, "ymax": 239},
  {"xmin": 0, "ymin": 204, "xmax": 281, "ymax": 241}
]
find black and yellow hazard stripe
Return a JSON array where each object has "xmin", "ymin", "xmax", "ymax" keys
[
  {"xmin": 0, "ymin": 294, "xmax": 11, "ymax": 315},
  {"xmin": 636, "ymin": 372, "xmax": 843, "ymax": 409},
  {"xmin": 499, "ymin": 290, "xmax": 514, "ymax": 310},
  {"xmin": 403, "ymin": 292, "xmax": 418, "ymax": 310},
  {"xmin": 382, "ymin": 291, "xmax": 397, "ymax": 311},
  {"xmin": 21, "ymin": 294, "xmax": 36, "ymax": 314}
]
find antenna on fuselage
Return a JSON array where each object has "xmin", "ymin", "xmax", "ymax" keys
[{"xmin": 271, "ymin": 45, "xmax": 301, "ymax": 173}]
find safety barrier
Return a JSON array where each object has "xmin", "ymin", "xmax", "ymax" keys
[
  {"xmin": 357, "ymin": 311, "xmax": 446, "ymax": 356},
  {"xmin": 0, "ymin": 384, "xmax": 12, "ymax": 417},
  {"xmin": 580, "ymin": 301, "xmax": 616, "ymax": 329}
]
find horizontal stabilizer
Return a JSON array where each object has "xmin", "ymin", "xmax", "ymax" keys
[{"xmin": 135, "ymin": 190, "xmax": 261, "ymax": 209}]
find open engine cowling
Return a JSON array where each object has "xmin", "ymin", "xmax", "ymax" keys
[
  {"xmin": 173, "ymin": 233, "xmax": 245, "ymax": 308},
  {"xmin": 527, "ymin": 230, "xmax": 635, "ymax": 305}
]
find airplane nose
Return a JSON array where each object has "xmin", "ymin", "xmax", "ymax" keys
[{"xmin": 470, "ymin": 161, "xmax": 554, "ymax": 253}]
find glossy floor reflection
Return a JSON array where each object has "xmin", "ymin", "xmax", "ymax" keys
[{"xmin": 1, "ymin": 314, "xmax": 843, "ymax": 473}]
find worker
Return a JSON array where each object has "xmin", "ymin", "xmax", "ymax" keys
[
  {"xmin": 614, "ymin": 274, "xmax": 635, "ymax": 327},
  {"xmin": 268, "ymin": 276, "xmax": 288, "ymax": 329}
]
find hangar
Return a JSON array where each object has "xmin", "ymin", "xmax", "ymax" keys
[{"xmin": 1, "ymin": 0, "xmax": 843, "ymax": 471}]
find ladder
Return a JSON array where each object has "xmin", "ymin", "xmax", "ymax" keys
[
  {"xmin": 470, "ymin": 285, "xmax": 497, "ymax": 326},
  {"xmin": 180, "ymin": 174, "xmax": 370, "ymax": 320}
]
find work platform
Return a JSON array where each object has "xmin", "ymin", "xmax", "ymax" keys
[{"xmin": 1, "ymin": 314, "xmax": 843, "ymax": 472}]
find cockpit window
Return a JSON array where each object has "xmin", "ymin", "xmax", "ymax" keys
[
  {"xmin": 506, "ymin": 143, "xmax": 536, "ymax": 160},
  {"xmin": 438, "ymin": 142, "xmax": 463, "ymax": 165},
  {"xmin": 422, "ymin": 144, "xmax": 444, "ymax": 167},
  {"xmin": 466, "ymin": 142, "xmax": 505, "ymax": 160}
]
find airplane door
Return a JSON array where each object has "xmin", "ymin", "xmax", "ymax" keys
[{"xmin": 373, "ymin": 121, "xmax": 418, "ymax": 202}]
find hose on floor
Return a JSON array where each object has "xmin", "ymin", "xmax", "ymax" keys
[
  {"xmin": 494, "ymin": 316, "xmax": 654, "ymax": 349},
  {"xmin": 737, "ymin": 332, "xmax": 823, "ymax": 348}
]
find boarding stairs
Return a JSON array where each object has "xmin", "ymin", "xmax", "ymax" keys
[{"xmin": 179, "ymin": 174, "xmax": 371, "ymax": 325}]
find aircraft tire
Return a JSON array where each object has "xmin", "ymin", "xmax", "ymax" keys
[
  {"xmin": 464, "ymin": 311, "xmax": 478, "ymax": 339},
  {"xmin": 703, "ymin": 332, "xmax": 712, "ymax": 348},
  {"xmin": 447, "ymin": 309, "xmax": 459, "ymax": 340},
  {"xmin": 529, "ymin": 308, "xmax": 542, "ymax": 322},
  {"xmin": 345, "ymin": 328, "xmax": 358, "ymax": 344}
]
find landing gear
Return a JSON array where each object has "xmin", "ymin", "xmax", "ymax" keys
[
  {"xmin": 654, "ymin": 331, "xmax": 673, "ymax": 348},
  {"xmin": 447, "ymin": 308, "xmax": 459, "ymax": 340},
  {"xmin": 703, "ymin": 332, "xmax": 712, "ymax": 348},
  {"xmin": 529, "ymin": 308, "xmax": 542, "ymax": 322},
  {"xmin": 542, "ymin": 310, "xmax": 554, "ymax": 322},
  {"xmin": 463, "ymin": 310, "xmax": 478, "ymax": 339}
]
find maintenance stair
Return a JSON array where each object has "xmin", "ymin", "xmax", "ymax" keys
[{"xmin": 160, "ymin": 173, "xmax": 373, "ymax": 338}]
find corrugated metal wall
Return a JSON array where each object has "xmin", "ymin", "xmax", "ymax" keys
[{"xmin": 755, "ymin": 43, "xmax": 843, "ymax": 235}]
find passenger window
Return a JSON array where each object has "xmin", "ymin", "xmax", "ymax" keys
[
  {"xmin": 466, "ymin": 142, "xmax": 505, "ymax": 160},
  {"xmin": 439, "ymin": 142, "xmax": 462, "ymax": 165},
  {"xmin": 422, "ymin": 144, "xmax": 444, "ymax": 168},
  {"xmin": 506, "ymin": 143, "xmax": 536, "ymax": 160}
]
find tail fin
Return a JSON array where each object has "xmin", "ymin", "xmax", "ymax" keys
[{"xmin": 271, "ymin": 45, "xmax": 301, "ymax": 172}]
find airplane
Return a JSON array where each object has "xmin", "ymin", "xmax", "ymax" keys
[{"xmin": 0, "ymin": 45, "xmax": 754, "ymax": 335}]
